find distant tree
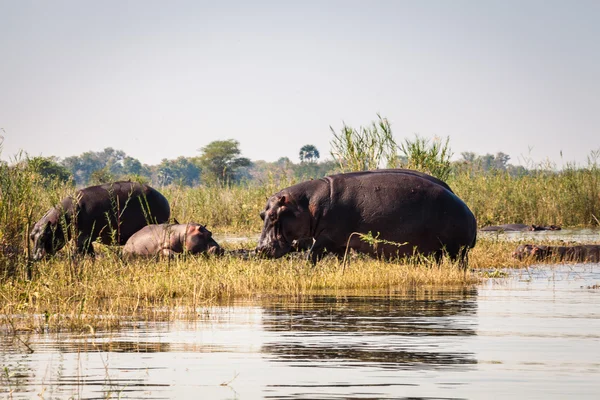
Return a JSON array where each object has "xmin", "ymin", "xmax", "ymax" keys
[
  {"xmin": 122, "ymin": 156, "xmax": 143, "ymax": 176},
  {"xmin": 294, "ymin": 159, "xmax": 337, "ymax": 180},
  {"xmin": 62, "ymin": 147, "xmax": 127, "ymax": 186},
  {"xmin": 493, "ymin": 152, "xmax": 511, "ymax": 169},
  {"xmin": 89, "ymin": 166, "xmax": 114, "ymax": 185},
  {"xmin": 460, "ymin": 152, "xmax": 477, "ymax": 163},
  {"xmin": 27, "ymin": 156, "xmax": 72, "ymax": 184},
  {"xmin": 299, "ymin": 145, "xmax": 320, "ymax": 163},
  {"xmin": 62, "ymin": 152, "xmax": 103, "ymax": 185},
  {"xmin": 156, "ymin": 159, "xmax": 174, "ymax": 186},
  {"xmin": 156, "ymin": 157, "xmax": 200, "ymax": 186},
  {"xmin": 276, "ymin": 157, "xmax": 292, "ymax": 167},
  {"xmin": 198, "ymin": 139, "xmax": 251, "ymax": 184}
]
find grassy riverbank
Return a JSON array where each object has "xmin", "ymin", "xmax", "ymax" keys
[{"xmin": 0, "ymin": 238, "xmax": 562, "ymax": 334}]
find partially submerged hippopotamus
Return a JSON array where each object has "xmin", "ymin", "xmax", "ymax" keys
[
  {"xmin": 256, "ymin": 169, "xmax": 477, "ymax": 266},
  {"xmin": 512, "ymin": 243, "xmax": 600, "ymax": 262},
  {"xmin": 481, "ymin": 224, "xmax": 561, "ymax": 232},
  {"xmin": 30, "ymin": 181, "xmax": 170, "ymax": 260},
  {"xmin": 122, "ymin": 223, "xmax": 223, "ymax": 258}
]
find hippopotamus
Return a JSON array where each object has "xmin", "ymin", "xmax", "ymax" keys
[
  {"xmin": 512, "ymin": 243, "xmax": 600, "ymax": 262},
  {"xmin": 122, "ymin": 223, "xmax": 223, "ymax": 258},
  {"xmin": 481, "ymin": 224, "xmax": 561, "ymax": 232},
  {"xmin": 256, "ymin": 169, "xmax": 477, "ymax": 266},
  {"xmin": 30, "ymin": 181, "xmax": 170, "ymax": 260}
]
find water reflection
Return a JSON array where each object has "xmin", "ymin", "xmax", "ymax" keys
[
  {"xmin": 2, "ymin": 265, "xmax": 599, "ymax": 399},
  {"xmin": 261, "ymin": 289, "xmax": 478, "ymax": 369}
]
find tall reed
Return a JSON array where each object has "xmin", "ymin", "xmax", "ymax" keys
[
  {"xmin": 0, "ymin": 149, "xmax": 74, "ymax": 279},
  {"xmin": 329, "ymin": 114, "xmax": 397, "ymax": 172},
  {"xmin": 450, "ymin": 161, "xmax": 600, "ymax": 227}
]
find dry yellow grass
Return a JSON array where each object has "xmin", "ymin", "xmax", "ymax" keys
[{"xmin": 0, "ymin": 242, "xmax": 486, "ymax": 333}]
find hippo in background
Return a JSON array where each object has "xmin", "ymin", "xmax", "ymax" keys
[
  {"xmin": 256, "ymin": 169, "xmax": 477, "ymax": 267},
  {"xmin": 30, "ymin": 181, "xmax": 170, "ymax": 260},
  {"xmin": 481, "ymin": 224, "xmax": 561, "ymax": 232},
  {"xmin": 122, "ymin": 223, "xmax": 223, "ymax": 259},
  {"xmin": 512, "ymin": 243, "xmax": 600, "ymax": 262}
]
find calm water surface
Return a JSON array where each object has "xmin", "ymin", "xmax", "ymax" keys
[
  {"xmin": 479, "ymin": 227, "xmax": 600, "ymax": 243},
  {"xmin": 2, "ymin": 263, "xmax": 599, "ymax": 399}
]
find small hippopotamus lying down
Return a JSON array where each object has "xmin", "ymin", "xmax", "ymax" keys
[
  {"xmin": 30, "ymin": 181, "xmax": 170, "ymax": 260},
  {"xmin": 481, "ymin": 224, "xmax": 561, "ymax": 232},
  {"xmin": 256, "ymin": 169, "xmax": 477, "ymax": 266},
  {"xmin": 122, "ymin": 223, "xmax": 223, "ymax": 258},
  {"xmin": 512, "ymin": 244, "xmax": 600, "ymax": 262}
]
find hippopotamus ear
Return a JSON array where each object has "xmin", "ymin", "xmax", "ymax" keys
[{"xmin": 277, "ymin": 195, "xmax": 287, "ymax": 205}]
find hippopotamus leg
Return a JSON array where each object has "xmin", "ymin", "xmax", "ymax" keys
[
  {"xmin": 160, "ymin": 248, "xmax": 177, "ymax": 258},
  {"xmin": 308, "ymin": 236, "xmax": 345, "ymax": 265},
  {"xmin": 76, "ymin": 234, "xmax": 96, "ymax": 258}
]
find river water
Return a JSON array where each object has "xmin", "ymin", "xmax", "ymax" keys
[{"xmin": 1, "ymin": 263, "xmax": 599, "ymax": 399}]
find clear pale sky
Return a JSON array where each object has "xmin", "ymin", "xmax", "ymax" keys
[{"xmin": 1, "ymin": 1, "xmax": 599, "ymax": 167}]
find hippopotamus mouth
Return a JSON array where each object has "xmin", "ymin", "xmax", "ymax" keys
[
  {"xmin": 256, "ymin": 241, "xmax": 293, "ymax": 259},
  {"xmin": 31, "ymin": 248, "xmax": 46, "ymax": 261},
  {"xmin": 207, "ymin": 245, "xmax": 225, "ymax": 256}
]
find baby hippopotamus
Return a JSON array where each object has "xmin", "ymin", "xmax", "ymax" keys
[
  {"xmin": 512, "ymin": 243, "xmax": 600, "ymax": 263},
  {"xmin": 122, "ymin": 223, "xmax": 223, "ymax": 259}
]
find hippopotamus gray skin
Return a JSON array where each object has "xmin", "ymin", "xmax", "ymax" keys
[
  {"xmin": 481, "ymin": 224, "xmax": 561, "ymax": 232},
  {"xmin": 122, "ymin": 223, "xmax": 223, "ymax": 258},
  {"xmin": 256, "ymin": 170, "xmax": 477, "ymax": 266},
  {"xmin": 513, "ymin": 244, "xmax": 600, "ymax": 262},
  {"xmin": 30, "ymin": 181, "xmax": 170, "ymax": 260}
]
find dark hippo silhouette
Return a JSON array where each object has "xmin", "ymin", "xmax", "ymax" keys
[
  {"xmin": 256, "ymin": 169, "xmax": 477, "ymax": 266},
  {"xmin": 30, "ymin": 181, "xmax": 170, "ymax": 260},
  {"xmin": 122, "ymin": 223, "xmax": 223, "ymax": 258},
  {"xmin": 512, "ymin": 243, "xmax": 600, "ymax": 262},
  {"xmin": 481, "ymin": 224, "xmax": 561, "ymax": 232}
]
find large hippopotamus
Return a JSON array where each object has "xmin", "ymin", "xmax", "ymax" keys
[
  {"xmin": 481, "ymin": 224, "xmax": 561, "ymax": 232},
  {"xmin": 256, "ymin": 169, "xmax": 477, "ymax": 266},
  {"xmin": 512, "ymin": 243, "xmax": 600, "ymax": 262},
  {"xmin": 122, "ymin": 223, "xmax": 223, "ymax": 258},
  {"xmin": 30, "ymin": 181, "xmax": 170, "ymax": 260}
]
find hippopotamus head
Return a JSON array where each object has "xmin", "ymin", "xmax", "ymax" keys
[
  {"xmin": 512, "ymin": 244, "xmax": 534, "ymax": 259},
  {"xmin": 512, "ymin": 244, "xmax": 551, "ymax": 260},
  {"xmin": 531, "ymin": 224, "xmax": 562, "ymax": 231},
  {"xmin": 186, "ymin": 224, "xmax": 224, "ymax": 256},
  {"xmin": 256, "ymin": 193, "xmax": 312, "ymax": 258},
  {"xmin": 30, "ymin": 208, "xmax": 67, "ymax": 261}
]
